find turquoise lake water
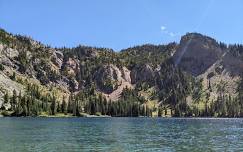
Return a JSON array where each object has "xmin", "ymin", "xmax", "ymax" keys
[{"xmin": 0, "ymin": 117, "xmax": 242, "ymax": 152}]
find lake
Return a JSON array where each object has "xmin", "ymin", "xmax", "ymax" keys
[{"xmin": 0, "ymin": 117, "xmax": 243, "ymax": 152}]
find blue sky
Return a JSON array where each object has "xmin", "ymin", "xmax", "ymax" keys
[{"xmin": 0, "ymin": 0, "xmax": 242, "ymax": 51}]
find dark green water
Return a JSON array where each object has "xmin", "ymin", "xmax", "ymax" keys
[{"xmin": 0, "ymin": 118, "xmax": 243, "ymax": 152}]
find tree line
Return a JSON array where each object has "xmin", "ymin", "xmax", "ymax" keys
[{"xmin": 1, "ymin": 84, "xmax": 153, "ymax": 117}]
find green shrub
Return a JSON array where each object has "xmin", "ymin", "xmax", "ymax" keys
[
  {"xmin": 0, "ymin": 64, "xmax": 4, "ymax": 71},
  {"xmin": 95, "ymin": 112, "xmax": 102, "ymax": 116},
  {"xmin": 10, "ymin": 72, "xmax": 16, "ymax": 81},
  {"xmin": 1, "ymin": 110, "xmax": 11, "ymax": 116}
]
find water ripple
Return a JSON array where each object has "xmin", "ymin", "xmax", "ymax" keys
[{"xmin": 0, "ymin": 117, "xmax": 243, "ymax": 152}]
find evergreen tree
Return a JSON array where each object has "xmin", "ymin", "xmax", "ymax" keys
[
  {"xmin": 50, "ymin": 95, "xmax": 56, "ymax": 115},
  {"xmin": 11, "ymin": 89, "xmax": 17, "ymax": 111},
  {"xmin": 68, "ymin": 94, "xmax": 73, "ymax": 113},
  {"xmin": 20, "ymin": 95, "xmax": 27, "ymax": 116},
  {"xmin": 3, "ymin": 92, "xmax": 9, "ymax": 104},
  {"xmin": 61, "ymin": 96, "xmax": 67, "ymax": 115}
]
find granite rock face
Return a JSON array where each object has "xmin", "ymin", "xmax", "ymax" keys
[
  {"xmin": 173, "ymin": 33, "xmax": 225, "ymax": 76},
  {"xmin": 94, "ymin": 64, "xmax": 131, "ymax": 94},
  {"xmin": 131, "ymin": 64, "xmax": 155, "ymax": 85}
]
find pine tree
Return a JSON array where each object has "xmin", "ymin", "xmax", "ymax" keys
[
  {"xmin": 57, "ymin": 102, "xmax": 61, "ymax": 113},
  {"xmin": 20, "ymin": 95, "xmax": 27, "ymax": 116},
  {"xmin": 15, "ymin": 91, "xmax": 23, "ymax": 116},
  {"xmin": 72, "ymin": 99, "xmax": 77, "ymax": 116},
  {"xmin": 68, "ymin": 94, "xmax": 73, "ymax": 113},
  {"xmin": 61, "ymin": 96, "xmax": 67, "ymax": 115},
  {"xmin": 158, "ymin": 107, "xmax": 163, "ymax": 117},
  {"xmin": 11, "ymin": 89, "xmax": 17, "ymax": 111},
  {"xmin": 50, "ymin": 95, "xmax": 56, "ymax": 115},
  {"xmin": 3, "ymin": 92, "xmax": 9, "ymax": 104}
]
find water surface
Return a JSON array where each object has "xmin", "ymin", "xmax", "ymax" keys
[{"xmin": 0, "ymin": 117, "xmax": 243, "ymax": 152}]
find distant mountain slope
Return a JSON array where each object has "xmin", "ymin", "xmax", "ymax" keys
[{"xmin": 0, "ymin": 28, "xmax": 243, "ymax": 117}]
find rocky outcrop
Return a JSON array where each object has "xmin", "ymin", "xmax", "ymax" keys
[
  {"xmin": 95, "ymin": 65, "xmax": 133, "ymax": 101},
  {"xmin": 0, "ymin": 71, "xmax": 24, "ymax": 101},
  {"xmin": 173, "ymin": 33, "xmax": 225, "ymax": 76},
  {"xmin": 0, "ymin": 44, "xmax": 18, "ymax": 68},
  {"xmin": 173, "ymin": 34, "xmax": 243, "ymax": 101},
  {"xmin": 63, "ymin": 57, "xmax": 80, "ymax": 77},
  {"xmin": 222, "ymin": 52, "xmax": 243, "ymax": 75},
  {"xmin": 51, "ymin": 50, "xmax": 63, "ymax": 69},
  {"xmin": 94, "ymin": 64, "xmax": 123, "ymax": 94},
  {"xmin": 131, "ymin": 64, "xmax": 155, "ymax": 85}
]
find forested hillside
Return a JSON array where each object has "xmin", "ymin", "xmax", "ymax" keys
[{"xmin": 1, "ymin": 28, "xmax": 243, "ymax": 117}]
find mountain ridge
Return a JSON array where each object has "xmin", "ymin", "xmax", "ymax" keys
[{"xmin": 1, "ymin": 28, "xmax": 243, "ymax": 117}]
